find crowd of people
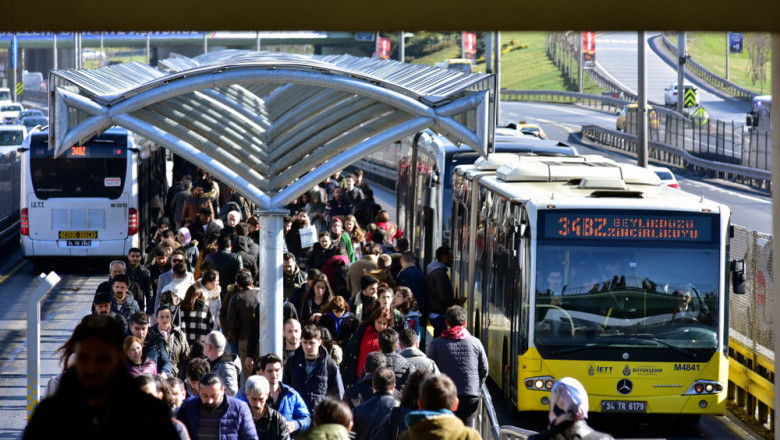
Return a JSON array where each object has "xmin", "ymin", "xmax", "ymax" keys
[{"xmin": 25, "ymin": 166, "xmax": 612, "ymax": 440}]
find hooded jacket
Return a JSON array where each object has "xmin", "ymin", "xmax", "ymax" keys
[
  {"xmin": 283, "ymin": 345, "xmax": 344, "ymax": 412},
  {"xmin": 399, "ymin": 410, "xmax": 480, "ymax": 440},
  {"xmin": 234, "ymin": 235, "xmax": 259, "ymax": 279},
  {"xmin": 296, "ymin": 424, "xmax": 351, "ymax": 440}
]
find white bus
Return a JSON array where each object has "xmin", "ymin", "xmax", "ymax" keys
[{"xmin": 20, "ymin": 127, "xmax": 165, "ymax": 262}]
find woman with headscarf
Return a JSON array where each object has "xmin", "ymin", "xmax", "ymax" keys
[
  {"xmin": 529, "ymin": 377, "xmax": 615, "ymax": 440},
  {"xmin": 176, "ymin": 227, "xmax": 199, "ymax": 270}
]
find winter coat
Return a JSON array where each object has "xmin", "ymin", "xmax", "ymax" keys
[
  {"xmin": 346, "ymin": 255, "xmax": 379, "ymax": 297},
  {"xmin": 283, "ymin": 345, "xmax": 344, "ymax": 412},
  {"xmin": 111, "ymin": 295, "xmax": 140, "ymax": 324},
  {"xmin": 234, "ymin": 236, "xmax": 259, "ymax": 279},
  {"xmin": 126, "ymin": 356, "xmax": 157, "ymax": 378},
  {"xmin": 126, "ymin": 264, "xmax": 154, "ymax": 315},
  {"xmin": 399, "ymin": 309, "xmax": 422, "ymax": 336},
  {"xmin": 306, "ymin": 243, "xmax": 339, "ymax": 271},
  {"xmin": 181, "ymin": 195, "xmax": 214, "ymax": 225},
  {"xmin": 24, "ymin": 368, "xmax": 179, "ymax": 440},
  {"xmin": 143, "ymin": 330, "xmax": 173, "ymax": 376},
  {"xmin": 151, "ymin": 323, "xmax": 190, "ymax": 377},
  {"xmin": 180, "ymin": 298, "xmax": 215, "ymax": 345},
  {"xmin": 383, "ymin": 352, "xmax": 415, "ymax": 390},
  {"xmin": 284, "ymin": 268, "xmax": 308, "ymax": 302},
  {"xmin": 399, "ymin": 410, "xmax": 480, "ymax": 440},
  {"xmin": 182, "ymin": 242, "xmax": 199, "ymax": 270},
  {"xmin": 348, "ymin": 291, "xmax": 377, "ymax": 323},
  {"xmin": 296, "ymin": 424, "xmax": 351, "ymax": 440},
  {"xmin": 266, "ymin": 383, "xmax": 311, "ymax": 433},
  {"xmin": 176, "ymin": 395, "xmax": 258, "ymax": 440},
  {"xmin": 202, "ymin": 248, "xmax": 244, "ymax": 299},
  {"xmin": 399, "ymin": 347, "xmax": 439, "ymax": 374},
  {"xmin": 199, "ymin": 280, "xmax": 222, "ymax": 330},
  {"xmin": 321, "ymin": 255, "xmax": 350, "ymax": 300},
  {"xmin": 529, "ymin": 420, "xmax": 615, "ymax": 440},
  {"xmin": 253, "ymin": 405, "xmax": 290, "ymax": 440},
  {"xmin": 322, "ymin": 197, "xmax": 354, "ymax": 223},
  {"xmin": 319, "ymin": 312, "xmax": 360, "ymax": 347},
  {"xmin": 371, "ymin": 406, "xmax": 415, "ymax": 440},
  {"xmin": 353, "ymin": 393, "xmax": 398, "ymax": 440},
  {"xmin": 396, "ymin": 265, "xmax": 428, "ymax": 316},
  {"xmin": 226, "ymin": 288, "xmax": 261, "ymax": 341},
  {"xmin": 354, "ymin": 199, "xmax": 382, "ymax": 230},
  {"xmin": 425, "ymin": 261, "xmax": 456, "ymax": 316},
  {"xmin": 426, "ymin": 327, "xmax": 488, "ymax": 397},
  {"xmin": 339, "ymin": 324, "xmax": 375, "ymax": 387},
  {"xmin": 211, "ymin": 352, "xmax": 243, "ymax": 396}
]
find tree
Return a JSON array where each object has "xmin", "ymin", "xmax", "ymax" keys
[{"xmin": 745, "ymin": 33, "xmax": 771, "ymax": 94}]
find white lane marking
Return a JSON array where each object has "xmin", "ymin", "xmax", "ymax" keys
[{"xmin": 682, "ymin": 180, "xmax": 771, "ymax": 204}]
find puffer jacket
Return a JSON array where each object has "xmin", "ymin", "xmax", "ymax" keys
[
  {"xmin": 353, "ymin": 393, "xmax": 398, "ymax": 440},
  {"xmin": 283, "ymin": 345, "xmax": 344, "ymax": 412},
  {"xmin": 211, "ymin": 352, "xmax": 242, "ymax": 396},
  {"xmin": 268, "ymin": 383, "xmax": 312, "ymax": 433},
  {"xmin": 399, "ymin": 347, "xmax": 439, "ymax": 374},
  {"xmin": 426, "ymin": 328, "xmax": 488, "ymax": 397},
  {"xmin": 383, "ymin": 352, "xmax": 414, "ymax": 390},
  {"xmin": 176, "ymin": 395, "xmax": 258, "ymax": 440}
]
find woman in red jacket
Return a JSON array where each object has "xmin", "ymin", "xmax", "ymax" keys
[{"xmin": 340, "ymin": 306, "xmax": 394, "ymax": 386}]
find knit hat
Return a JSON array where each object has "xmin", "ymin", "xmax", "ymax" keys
[
  {"xmin": 361, "ymin": 274, "xmax": 379, "ymax": 291},
  {"xmin": 93, "ymin": 290, "xmax": 112, "ymax": 304},
  {"xmin": 548, "ymin": 377, "xmax": 589, "ymax": 426}
]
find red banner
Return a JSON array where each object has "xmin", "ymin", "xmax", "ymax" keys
[
  {"xmin": 377, "ymin": 37, "xmax": 391, "ymax": 59},
  {"xmin": 583, "ymin": 31, "xmax": 596, "ymax": 68},
  {"xmin": 462, "ymin": 31, "xmax": 476, "ymax": 60}
]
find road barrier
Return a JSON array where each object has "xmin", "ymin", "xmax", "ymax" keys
[
  {"xmin": 659, "ymin": 32, "xmax": 759, "ymax": 102},
  {"xmin": 475, "ymin": 384, "xmax": 537, "ymax": 440}
]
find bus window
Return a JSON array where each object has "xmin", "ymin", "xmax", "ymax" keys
[{"xmin": 30, "ymin": 144, "xmax": 127, "ymax": 200}]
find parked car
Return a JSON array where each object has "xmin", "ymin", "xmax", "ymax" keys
[
  {"xmin": 651, "ymin": 166, "xmax": 680, "ymax": 189},
  {"xmin": 0, "ymin": 103, "xmax": 24, "ymax": 124},
  {"xmin": 0, "ymin": 124, "xmax": 26, "ymax": 155},
  {"xmin": 18, "ymin": 109, "xmax": 44, "ymax": 119},
  {"xmin": 616, "ymin": 103, "xmax": 659, "ymax": 131},
  {"xmin": 664, "ymin": 83, "xmax": 699, "ymax": 107}
]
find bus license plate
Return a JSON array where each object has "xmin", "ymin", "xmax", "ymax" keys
[
  {"xmin": 59, "ymin": 230, "xmax": 98, "ymax": 239},
  {"xmin": 66, "ymin": 240, "xmax": 92, "ymax": 246},
  {"xmin": 601, "ymin": 400, "xmax": 646, "ymax": 413}
]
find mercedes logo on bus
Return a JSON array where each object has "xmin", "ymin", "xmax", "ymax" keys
[{"xmin": 617, "ymin": 379, "xmax": 633, "ymax": 395}]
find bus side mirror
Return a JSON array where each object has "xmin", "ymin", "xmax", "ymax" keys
[{"xmin": 730, "ymin": 259, "xmax": 746, "ymax": 294}]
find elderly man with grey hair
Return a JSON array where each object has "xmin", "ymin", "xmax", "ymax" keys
[
  {"xmin": 204, "ymin": 330, "xmax": 242, "ymax": 396},
  {"xmin": 245, "ymin": 375, "xmax": 290, "ymax": 440}
]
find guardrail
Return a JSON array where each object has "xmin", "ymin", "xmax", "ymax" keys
[
  {"xmin": 659, "ymin": 33, "xmax": 758, "ymax": 102},
  {"xmin": 729, "ymin": 334, "xmax": 774, "ymax": 432},
  {"xmin": 21, "ymin": 90, "xmax": 48, "ymax": 107},
  {"xmin": 475, "ymin": 384, "xmax": 537, "ymax": 440}
]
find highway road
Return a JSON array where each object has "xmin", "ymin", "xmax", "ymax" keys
[
  {"xmin": 501, "ymin": 101, "xmax": 772, "ymax": 235},
  {"xmin": 595, "ymin": 31, "xmax": 751, "ymax": 123}
]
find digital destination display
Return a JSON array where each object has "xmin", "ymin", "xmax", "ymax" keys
[
  {"xmin": 31, "ymin": 145, "xmax": 126, "ymax": 159},
  {"xmin": 542, "ymin": 211, "xmax": 714, "ymax": 242}
]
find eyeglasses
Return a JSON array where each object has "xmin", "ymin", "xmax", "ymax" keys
[{"xmin": 171, "ymin": 258, "xmax": 184, "ymax": 263}]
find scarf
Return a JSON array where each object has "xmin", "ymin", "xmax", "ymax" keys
[
  {"xmin": 441, "ymin": 325, "xmax": 470, "ymax": 340},
  {"xmin": 329, "ymin": 311, "xmax": 348, "ymax": 337},
  {"xmin": 341, "ymin": 232, "xmax": 355, "ymax": 263},
  {"xmin": 178, "ymin": 227, "xmax": 192, "ymax": 247}
]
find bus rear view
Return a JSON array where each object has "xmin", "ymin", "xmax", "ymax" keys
[{"xmin": 21, "ymin": 129, "xmax": 139, "ymax": 259}]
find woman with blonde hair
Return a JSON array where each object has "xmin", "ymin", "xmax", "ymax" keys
[{"xmin": 179, "ymin": 284, "xmax": 214, "ymax": 345}]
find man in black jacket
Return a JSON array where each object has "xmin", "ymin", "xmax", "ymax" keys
[
  {"xmin": 343, "ymin": 351, "xmax": 386, "ymax": 409},
  {"xmin": 24, "ymin": 315, "xmax": 179, "ymax": 439},
  {"xmin": 126, "ymin": 247, "xmax": 154, "ymax": 315},
  {"xmin": 377, "ymin": 328, "xmax": 415, "ymax": 390},
  {"xmin": 425, "ymin": 247, "xmax": 466, "ymax": 338},
  {"xmin": 202, "ymin": 234, "xmax": 243, "ymax": 300},
  {"xmin": 283, "ymin": 324, "xmax": 343, "ymax": 412},
  {"xmin": 352, "ymin": 368, "xmax": 398, "ymax": 440},
  {"xmin": 353, "ymin": 187, "xmax": 381, "ymax": 230},
  {"xmin": 245, "ymin": 375, "xmax": 290, "ymax": 440}
]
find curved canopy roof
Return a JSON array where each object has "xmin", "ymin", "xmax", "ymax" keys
[{"xmin": 49, "ymin": 50, "xmax": 495, "ymax": 209}]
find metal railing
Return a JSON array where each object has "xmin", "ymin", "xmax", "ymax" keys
[
  {"xmin": 475, "ymin": 384, "xmax": 537, "ymax": 440},
  {"xmin": 660, "ymin": 32, "xmax": 759, "ymax": 102}
]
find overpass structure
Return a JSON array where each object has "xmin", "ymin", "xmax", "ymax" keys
[{"xmin": 47, "ymin": 49, "xmax": 494, "ymax": 356}]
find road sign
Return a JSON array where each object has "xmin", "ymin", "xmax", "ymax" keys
[
  {"xmin": 692, "ymin": 106, "xmax": 708, "ymax": 126},
  {"xmin": 16, "ymin": 82, "xmax": 23, "ymax": 96},
  {"xmin": 729, "ymin": 32, "xmax": 743, "ymax": 54},
  {"xmin": 354, "ymin": 32, "xmax": 375, "ymax": 42},
  {"xmin": 684, "ymin": 88, "xmax": 697, "ymax": 107}
]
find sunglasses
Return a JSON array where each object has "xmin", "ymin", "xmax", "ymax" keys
[{"xmin": 171, "ymin": 258, "xmax": 184, "ymax": 263}]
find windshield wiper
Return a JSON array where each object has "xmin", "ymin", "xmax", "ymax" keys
[{"xmin": 620, "ymin": 334, "xmax": 698, "ymax": 358}]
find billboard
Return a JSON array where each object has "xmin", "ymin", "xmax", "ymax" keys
[
  {"xmin": 377, "ymin": 37, "xmax": 391, "ymax": 59},
  {"xmin": 583, "ymin": 31, "xmax": 596, "ymax": 68},
  {"xmin": 729, "ymin": 32, "xmax": 743, "ymax": 54},
  {"xmin": 462, "ymin": 31, "xmax": 477, "ymax": 61}
]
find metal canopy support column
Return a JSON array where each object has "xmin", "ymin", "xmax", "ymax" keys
[
  {"xmin": 771, "ymin": 32, "xmax": 780, "ymax": 424},
  {"xmin": 637, "ymin": 31, "xmax": 648, "ymax": 167},
  {"xmin": 256, "ymin": 209, "xmax": 287, "ymax": 358},
  {"xmin": 27, "ymin": 272, "xmax": 62, "ymax": 419}
]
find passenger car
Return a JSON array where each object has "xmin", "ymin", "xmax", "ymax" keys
[
  {"xmin": 0, "ymin": 88, "xmax": 11, "ymax": 105},
  {"xmin": 664, "ymin": 83, "xmax": 699, "ymax": 107},
  {"xmin": 0, "ymin": 125, "xmax": 26, "ymax": 155},
  {"xmin": 516, "ymin": 121, "xmax": 548, "ymax": 139},
  {"xmin": 651, "ymin": 166, "xmax": 680, "ymax": 189},
  {"xmin": 0, "ymin": 103, "xmax": 24, "ymax": 124},
  {"xmin": 20, "ymin": 116, "xmax": 48, "ymax": 129},
  {"xmin": 616, "ymin": 103, "xmax": 658, "ymax": 131}
]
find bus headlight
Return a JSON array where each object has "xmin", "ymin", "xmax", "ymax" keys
[
  {"xmin": 525, "ymin": 376, "xmax": 555, "ymax": 390},
  {"xmin": 685, "ymin": 380, "xmax": 723, "ymax": 395}
]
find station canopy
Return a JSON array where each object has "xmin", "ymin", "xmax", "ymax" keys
[{"xmin": 48, "ymin": 50, "xmax": 495, "ymax": 209}]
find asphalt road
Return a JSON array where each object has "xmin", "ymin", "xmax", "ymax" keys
[{"xmin": 595, "ymin": 31, "xmax": 751, "ymax": 123}]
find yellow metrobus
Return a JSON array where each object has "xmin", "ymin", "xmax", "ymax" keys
[{"xmin": 451, "ymin": 154, "xmax": 740, "ymax": 418}]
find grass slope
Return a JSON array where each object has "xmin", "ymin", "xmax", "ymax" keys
[{"xmin": 685, "ymin": 32, "xmax": 772, "ymax": 94}]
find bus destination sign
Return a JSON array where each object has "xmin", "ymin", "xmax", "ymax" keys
[{"xmin": 542, "ymin": 211, "xmax": 713, "ymax": 242}]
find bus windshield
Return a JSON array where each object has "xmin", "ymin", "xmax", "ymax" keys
[
  {"xmin": 533, "ymin": 213, "xmax": 720, "ymax": 361},
  {"xmin": 29, "ymin": 144, "xmax": 127, "ymax": 199}
]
